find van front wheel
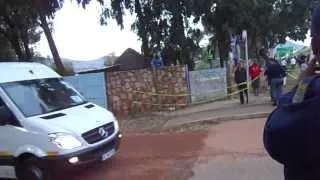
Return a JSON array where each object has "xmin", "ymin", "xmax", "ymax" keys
[{"xmin": 22, "ymin": 158, "xmax": 48, "ymax": 180}]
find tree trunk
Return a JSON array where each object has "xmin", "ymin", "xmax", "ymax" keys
[
  {"xmin": 141, "ymin": 36, "xmax": 150, "ymax": 57},
  {"xmin": 22, "ymin": 36, "xmax": 32, "ymax": 61},
  {"xmin": 217, "ymin": 26, "xmax": 233, "ymax": 95},
  {"xmin": 135, "ymin": 0, "xmax": 150, "ymax": 59},
  {"xmin": 217, "ymin": 38, "xmax": 226, "ymax": 68},
  {"xmin": 217, "ymin": 30, "xmax": 230, "ymax": 68},
  {"xmin": 9, "ymin": 34, "xmax": 25, "ymax": 61},
  {"xmin": 12, "ymin": 43, "xmax": 24, "ymax": 60},
  {"xmin": 39, "ymin": 11, "xmax": 65, "ymax": 75},
  {"xmin": 170, "ymin": 8, "xmax": 194, "ymax": 70},
  {"xmin": 255, "ymin": 39, "xmax": 264, "ymax": 66},
  {"xmin": 213, "ymin": 40, "xmax": 218, "ymax": 68},
  {"xmin": 248, "ymin": 31, "xmax": 256, "ymax": 58}
]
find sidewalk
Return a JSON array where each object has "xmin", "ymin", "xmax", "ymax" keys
[{"xmin": 163, "ymin": 95, "xmax": 274, "ymax": 128}]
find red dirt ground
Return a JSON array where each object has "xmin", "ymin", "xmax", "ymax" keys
[{"xmin": 67, "ymin": 131, "xmax": 208, "ymax": 180}]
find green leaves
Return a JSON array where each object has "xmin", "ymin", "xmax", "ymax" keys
[
  {"xmin": 0, "ymin": 0, "xmax": 41, "ymax": 60},
  {"xmin": 16, "ymin": 0, "xmax": 314, "ymax": 67},
  {"xmin": 103, "ymin": 0, "xmax": 201, "ymax": 69}
]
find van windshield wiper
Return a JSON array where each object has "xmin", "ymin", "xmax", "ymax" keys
[
  {"xmin": 63, "ymin": 101, "xmax": 89, "ymax": 110},
  {"xmin": 44, "ymin": 101, "xmax": 88, "ymax": 115}
]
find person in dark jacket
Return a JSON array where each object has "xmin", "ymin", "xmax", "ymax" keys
[
  {"xmin": 235, "ymin": 61, "xmax": 248, "ymax": 104},
  {"xmin": 264, "ymin": 60, "xmax": 286, "ymax": 106},
  {"xmin": 274, "ymin": 7, "xmax": 320, "ymax": 180}
]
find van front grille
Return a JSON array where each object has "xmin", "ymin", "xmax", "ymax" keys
[{"xmin": 82, "ymin": 122, "xmax": 115, "ymax": 144}]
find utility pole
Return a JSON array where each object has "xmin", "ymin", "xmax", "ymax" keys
[{"xmin": 242, "ymin": 30, "xmax": 250, "ymax": 97}]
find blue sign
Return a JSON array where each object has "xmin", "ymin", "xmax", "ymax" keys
[{"xmin": 231, "ymin": 35, "xmax": 240, "ymax": 64}]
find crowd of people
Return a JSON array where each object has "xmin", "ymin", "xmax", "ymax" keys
[
  {"xmin": 280, "ymin": 55, "xmax": 308, "ymax": 71},
  {"xmin": 234, "ymin": 58, "xmax": 287, "ymax": 106}
]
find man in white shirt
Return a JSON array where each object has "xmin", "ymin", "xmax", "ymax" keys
[
  {"xmin": 290, "ymin": 57, "xmax": 297, "ymax": 69},
  {"xmin": 281, "ymin": 59, "xmax": 287, "ymax": 66}
]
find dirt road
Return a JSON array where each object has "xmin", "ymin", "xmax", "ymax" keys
[
  {"xmin": 68, "ymin": 119, "xmax": 283, "ymax": 180},
  {"xmin": 191, "ymin": 119, "xmax": 283, "ymax": 180}
]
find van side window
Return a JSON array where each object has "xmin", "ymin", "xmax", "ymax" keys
[
  {"xmin": 0, "ymin": 97, "xmax": 7, "ymax": 124},
  {"xmin": 0, "ymin": 97, "xmax": 6, "ymax": 110},
  {"xmin": 0, "ymin": 97, "xmax": 18, "ymax": 126},
  {"xmin": 0, "ymin": 98, "xmax": 4, "ymax": 106}
]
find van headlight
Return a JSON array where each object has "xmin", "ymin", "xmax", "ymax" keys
[
  {"xmin": 49, "ymin": 133, "xmax": 82, "ymax": 150},
  {"xmin": 110, "ymin": 113, "xmax": 119, "ymax": 130},
  {"xmin": 114, "ymin": 119, "xmax": 119, "ymax": 130}
]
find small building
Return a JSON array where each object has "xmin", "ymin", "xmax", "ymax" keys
[{"xmin": 114, "ymin": 48, "xmax": 146, "ymax": 71}]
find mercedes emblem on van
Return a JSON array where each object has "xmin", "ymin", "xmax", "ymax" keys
[{"xmin": 98, "ymin": 127, "xmax": 107, "ymax": 138}]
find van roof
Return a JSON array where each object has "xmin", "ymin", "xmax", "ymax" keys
[{"xmin": 0, "ymin": 62, "xmax": 61, "ymax": 84}]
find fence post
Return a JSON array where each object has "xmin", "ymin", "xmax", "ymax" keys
[
  {"xmin": 103, "ymin": 72, "xmax": 108, "ymax": 109},
  {"xmin": 185, "ymin": 64, "xmax": 192, "ymax": 105},
  {"xmin": 151, "ymin": 68, "xmax": 159, "ymax": 112}
]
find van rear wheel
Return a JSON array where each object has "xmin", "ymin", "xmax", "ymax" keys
[
  {"xmin": 21, "ymin": 158, "xmax": 49, "ymax": 180},
  {"xmin": 24, "ymin": 165, "xmax": 43, "ymax": 180}
]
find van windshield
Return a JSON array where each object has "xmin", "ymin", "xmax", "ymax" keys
[{"xmin": 1, "ymin": 78, "xmax": 87, "ymax": 117}]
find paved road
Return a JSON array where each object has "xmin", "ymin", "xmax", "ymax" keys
[
  {"xmin": 191, "ymin": 119, "xmax": 283, "ymax": 180},
  {"xmin": 66, "ymin": 119, "xmax": 283, "ymax": 180}
]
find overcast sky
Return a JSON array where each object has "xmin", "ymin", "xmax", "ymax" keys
[
  {"xmin": 36, "ymin": 1, "xmax": 311, "ymax": 61},
  {"xmin": 36, "ymin": 1, "xmax": 141, "ymax": 60}
]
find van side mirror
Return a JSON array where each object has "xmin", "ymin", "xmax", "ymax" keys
[{"xmin": 0, "ymin": 106, "xmax": 13, "ymax": 126}]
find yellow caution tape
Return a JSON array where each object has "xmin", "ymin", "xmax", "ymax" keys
[
  {"xmin": 133, "ymin": 88, "xmax": 227, "ymax": 97},
  {"xmin": 133, "ymin": 91, "xmax": 189, "ymax": 97},
  {"xmin": 133, "ymin": 85, "xmax": 251, "ymax": 107},
  {"xmin": 287, "ymin": 73, "xmax": 298, "ymax": 80},
  {"xmin": 47, "ymin": 152, "xmax": 59, "ymax": 157},
  {"xmin": 133, "ymin": 101, "xmax": 188, "ymax": 107},
  {"xmin": 131, "ymin": 71, "xmax": 303, "ymax": 107},
  {"xmin": 132, "ymin": 74, "xmax": 262, "ymax": 97},
  {"xmin": 0, "ymin": 151, "xmax": 12, "ymax": 156}
]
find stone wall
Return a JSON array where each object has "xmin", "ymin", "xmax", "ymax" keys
[{"xmin": 106, "ymin": 66, "xmax": 189, "ymax": 116}]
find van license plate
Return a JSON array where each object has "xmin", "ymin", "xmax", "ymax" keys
[{"xmin": 101, "ymin": 149, "xmax": 116, "ymax": 161}]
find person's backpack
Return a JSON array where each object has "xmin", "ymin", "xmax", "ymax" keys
[{"xmin": 263, "ymin": 75, "xmax": 320, "ymax": 166}]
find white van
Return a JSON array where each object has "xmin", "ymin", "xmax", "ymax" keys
[{"xmin": 0, "ymin": 63, "xmax": 122, "ymax": 180}]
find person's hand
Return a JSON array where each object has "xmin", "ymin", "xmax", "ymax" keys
[
  {"xmin": 299, "ymin": 55, "xmax": 318, "ymax": 80},
  {"xmin": 306, "ymin": 56, "xmax": 317, "ymax": 73}
]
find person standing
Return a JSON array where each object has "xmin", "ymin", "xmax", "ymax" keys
[
  {"xmin": 151, "ymin": 53, "xmax": 164, "ymax": 69},
  {"xmin": 281, "ymin": 58, "xmax": 288, "ymax": 69},
  {"xmin": 301, "ymin": 61, "xmax": 308, "ymax": 72},
  {"xmin": 290, "ymin": 56, "xmax": 297, "ymax": 70},
  {"xmin": 207, "ymin": 48, "xmax": 215, "ymax": 69},
  {"xmin": 249, "ymin": 60, "xmax": 262, "ymax": 96},
  {"xmin": 264, "ymin": 60, "xmax": 287, "ymax": 106},
  {"xmin": 298, "ymin": 55, "xmax": 308, "ymax": 73},
  {"xmin": 264, "ymin": 7, "xmax": 320, "ymax": 179},
  {"xmin": 235, "ymin": 61, "xmax": 248, "ymax": 104}
]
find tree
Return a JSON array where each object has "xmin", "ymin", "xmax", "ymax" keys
[
  {"xmin": 0, "ymin": 0, "xmax": 41, "ymax": 61},
  {"xmin": 38, "ymin": 0, "xmax": 106, "ymax": 74},
  {"xmin": 132, "ymin": 0, "xmax": 151, "ymax": 57},
  {"xmin": 194, "ymin": 0, "xmax": 313, "ymax": 64},
  {"xmin": 190, "ymin": 0, "xmax": 314, "ymax": 93},
  {"xmin": 31, "ymin": 0, "xmax": 67, "ymax": 74},
  {"xmin": 242, "ymin": 0, "xmax": 311, "ymax": 63},
  {"xmin": 44, "ymin": 0, "xmax": 314, "ymax": 71},
  {"xmin": 39, "ymin": 0, "xmax": 200, "ymax": 70},
  {"xmin": 0, "ymin": 35, "xmax": 16, "ymax": 60},
  {"xmin": 99, "ymin": 0, "xmax": 201, "ymax": 70}
]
